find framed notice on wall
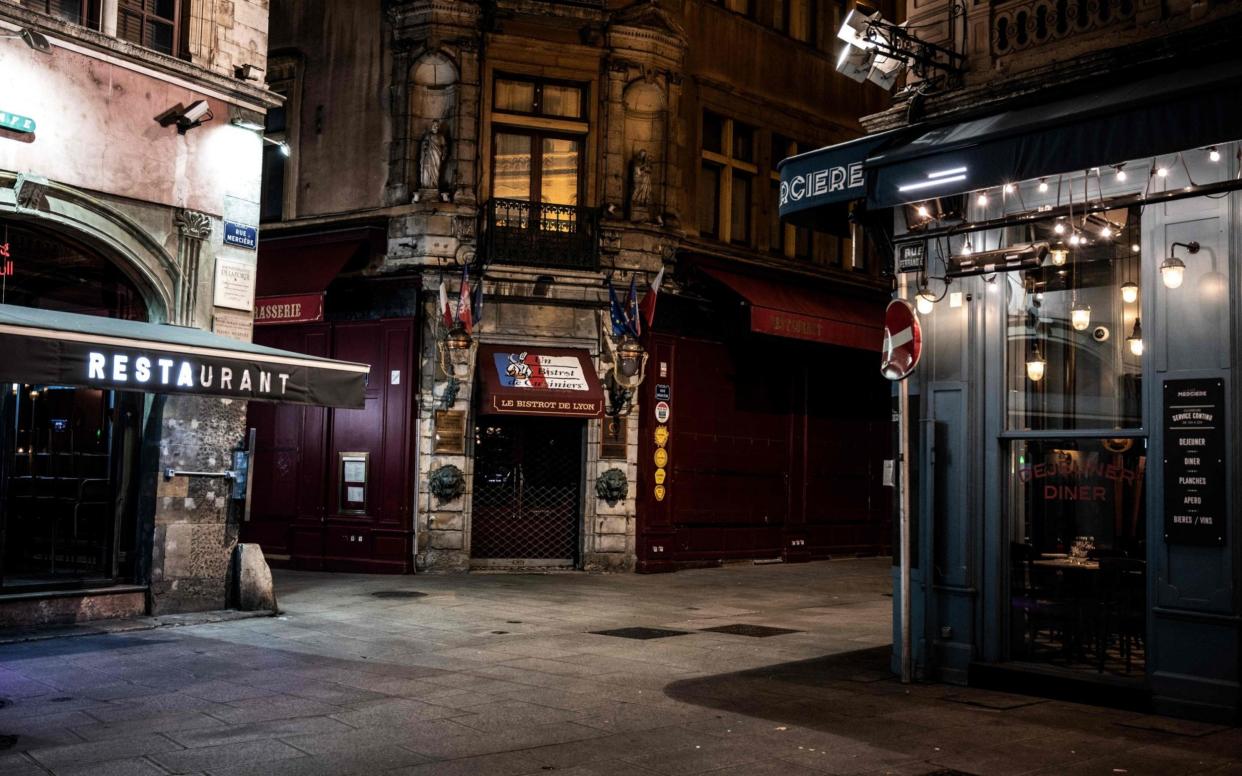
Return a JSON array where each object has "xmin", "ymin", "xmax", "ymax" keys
[
  {"xmin": 600, "ymin": 416, "xmax": 627, "ymax": 459},
  {"xmin": 1163, "ymin": 379, "xmax": 1226, "ymax": 545},
  {"xmin": 338, "ymin": 451, "xmax": 369, "ymax": 515}
]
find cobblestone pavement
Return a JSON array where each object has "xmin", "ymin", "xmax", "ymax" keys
[{"xmin": 0, "ymin": 558, "xmax": 1239, "ymax": 775}]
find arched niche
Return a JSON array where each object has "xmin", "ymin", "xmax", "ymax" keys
[
  {"xmin": 408, "ymin": 51, "xmax": 459, "ymax": 192},
  {"xmin": 622, "ymin": 79, "xmax": 667, "ymax": 212}
]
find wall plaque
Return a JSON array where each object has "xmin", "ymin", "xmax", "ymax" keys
[
  {"xmin": 212, "ymin": 309, "xmax": 253, "ymax": 342},
  {"xmin": 434, "ymin": 410, "xmax": 466, "ymax": 454},
  {"xmin": 600, "ymin": 415, "xmax": 627, "ymax": 459},
  {"xmin": 213, "ymin": 257, "xmax": 256, "ymax": 312},
  {"xmin": 1163, "ymin": 378, "xmax": 1226, "ymax": 545}
]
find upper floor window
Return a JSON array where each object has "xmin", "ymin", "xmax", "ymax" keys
[
  {"xmin": 117, "ymin": 0, "xmax": 182, "ymax": 57},
  {"xmin": 485, "ymin": 74, "xmax": 597, "ymax": 270},
  {"xmin": 494, "ymin": 76, "xmax": 586, "ymax": 121},
  {"xmin": 490, "ymin": 75, "xmax": 588, "ymax": 207},
  {"xmin": 710, "ymin": 0, "xmax": 754, "ymax": 17},
  {"xmin": 768, "ymin": 135, "xmax": 855, "ymax": 268},
  {"xmin": 23, "ymin": 0, "xmax": 100, "ymax": 28},
  {"xmin": 774, "ymin": 0, "xmax": 816, "ymax": 43},
  {"xmin": 21, "ymin": 0, "xmax": 186, "ymax": 57},
  {"xmin": 699, "ymin": 111, "xmax": 756, "ymax": 245}
]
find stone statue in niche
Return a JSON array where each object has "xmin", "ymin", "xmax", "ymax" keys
[
  {"xmin": 416, "ymin": 119, "xmax": 448, "ymax": 200},
  {"xmin": 629, "ymin": 149, "xmax": 652, "ymax": 219}
]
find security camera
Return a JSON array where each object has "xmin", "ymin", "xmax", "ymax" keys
[
  {"xmin": 155, "ymin": 100, "xmax": 213, "ymax": 134},
  {"xmin": 183, "ymin": 100, "xmax": 211, "ymax": 122},
  {"xmin": 1091, "ymin": 325, "xmax": 1110, "ymax": 342}
]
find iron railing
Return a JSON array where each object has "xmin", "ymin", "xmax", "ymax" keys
[{"xmin": 481, "ymin": 198, "xmax": 599, "ymax": 271}]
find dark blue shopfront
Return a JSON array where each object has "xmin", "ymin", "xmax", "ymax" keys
[{"xmin": 780, "ymin": 62, "xmax": 1242, "ymax": 721}]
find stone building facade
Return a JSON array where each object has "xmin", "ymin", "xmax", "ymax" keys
[
  {"xmin": 0, "ymin": 0, "xmax": 281, "ymax": 623},
  {"xmin": 249, "ymin": 0, "xmax": 896, "ymax": 574}
]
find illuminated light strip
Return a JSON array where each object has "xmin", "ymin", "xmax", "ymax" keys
[
  {"xmin": 0, "ymin": 323, "xmax": 371, "ymax": 373},
  {"xmin": 926, "ymin": 167, "xmax": 968, "ymax": 179},
  {"xmin": 897, "ymin": 174, "xmax": 967, "ymax": 192}
]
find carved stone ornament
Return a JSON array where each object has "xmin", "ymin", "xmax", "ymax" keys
[
  {"xmin": 595, "ymin": 468, "xmax": 629, "ymax": 507},
  {"xmin": 175, "ymin": 209, "xmax": 212, "ymax": 240},
  {"xmin": 429, "ymin": 463, "xmax": 466, "ymax": 503},
  {"xmin": 630, "ymin": 149, "xmax": 652, "ymax": 210},
  {"xmin": 14, "ymin": 174, "xmax": 49, "ymax": 212},
  {"xmin": 419, "ymin": 118, "xmax": 448, "ymax": 191}
]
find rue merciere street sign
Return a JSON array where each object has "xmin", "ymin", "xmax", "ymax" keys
[{"xmin": 1163, "ymin": 378, "xmax": 1226, "ymax": 545}]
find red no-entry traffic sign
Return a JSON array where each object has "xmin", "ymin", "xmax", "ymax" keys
[{"xmin": 881, "ymin": 299, "xmax": 922, "ymax": 381}]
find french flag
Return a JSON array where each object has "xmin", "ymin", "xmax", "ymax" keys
[{"xmin": 638, "ymin": 266, "xmax": 664, "ymax": 330}]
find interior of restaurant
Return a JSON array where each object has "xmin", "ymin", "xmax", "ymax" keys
[
  {"xmin": 0, "ymin": 220, "xmax": 146, "ymax": 590},
  {"xmin": 1004, "ymin": 208, "xmax": 1147, "ymax": 677}
]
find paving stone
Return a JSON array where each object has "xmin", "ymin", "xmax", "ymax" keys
[
  {"xmin": 149, "ymin": 737, "xmax": 304, "ymax": 773},
  {"xmin": 0, "ymin": 560, "xmax": 1236, "ymax": 776},
  {"xmin": 26, "ymin": 733, "xmax": 183, "ymax": 768}
]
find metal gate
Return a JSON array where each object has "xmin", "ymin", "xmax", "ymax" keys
[{"xmin": 471, "ymin": 416, "xmax": 582, "ymax": 563}]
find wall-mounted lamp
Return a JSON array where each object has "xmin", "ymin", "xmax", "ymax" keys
[
  {"xmin": 155, "ymin": 100, "xmax": 213, "ymax": 134},
  {"xmin": 1162, "ymin": 241, "xmax": 1198, "ymax": 289},
  {"xmin": 263, "ymin": 136, "xmax": 291, "ymax": 157},
  {"xmin": 230, "ymin": 116, "xmax": 265, "ymax": 132},
  {"xmin": 1, "ymin": 27, "xmax": 51, "ymax": 54},
  {"xmin": 437, "ymin": 321, "xmax": 476, "ymax": 381},
  {"xmin": 602, "ymin": 333, "xmax": 648, "ymax": 416}
]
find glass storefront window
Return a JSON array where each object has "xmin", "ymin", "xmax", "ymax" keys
[
  {"xmin": 1006, "ymin": 207, "xmax": 1143, "ymax": 431},
  {"xmin": 1008, "ymin": 438, "xmax": 1147, "ymax": 675},
  {"xmin": 0, "ymin": 220, "xmax": 147, "ymax": 591}
]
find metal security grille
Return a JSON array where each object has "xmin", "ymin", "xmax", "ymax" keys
[{"xmin": 471, "ymin": 416, "xmax": 581, "ymax": 562}]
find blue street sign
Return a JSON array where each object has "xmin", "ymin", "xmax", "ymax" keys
[{"xmin": 223, "ymin": 221, "xmax": 257, "ymax": 250}]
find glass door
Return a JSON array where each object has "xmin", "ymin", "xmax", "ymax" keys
[{"xmin": 0, "ymin": 384, "xmax": 141, "ymax": 590}]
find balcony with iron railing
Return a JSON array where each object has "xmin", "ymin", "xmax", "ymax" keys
[{"xmin": 481, "ymin": 198, "xmax": 600, "ymax": 271}]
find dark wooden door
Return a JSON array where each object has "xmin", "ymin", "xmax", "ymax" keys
[
  {"xmin": 244, "ymin": 318, "xmax": 416, "ymax": 573},
  {"xmin": 471, "ymin": 416, "xmax": 581, "ymax": 562}
]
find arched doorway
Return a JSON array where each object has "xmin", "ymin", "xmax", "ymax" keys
[{"xmin": 0, "ymin": 219, "xmax": 150, "ymax": 591}]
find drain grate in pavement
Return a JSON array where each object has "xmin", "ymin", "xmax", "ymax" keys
[
  {"xmin": 370, "ymin": 590, "xmax": 427, "ymax": 599},
  {"xmin": 700, "ymin": 624, "xmax": 801, "ymax": 638},
  {"xmin": 942, "ymin": 690, "xmax": 1046, "ymax": 710},
  {"xmin": 590, "ymin": 627, "xmax": 690, "ymax": 640}
]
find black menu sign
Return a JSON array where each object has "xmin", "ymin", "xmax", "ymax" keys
[{"xmin": 1163, "ymin": 379, "xmax": 1226, "ymax": 545}]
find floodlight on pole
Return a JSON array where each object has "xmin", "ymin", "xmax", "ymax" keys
[{"xmin": 833, "ymin": 4, "xmax": 964, "ymax": 91}]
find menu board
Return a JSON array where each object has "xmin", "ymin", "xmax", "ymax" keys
[{"xmin": 1163, "ymin": 379, "xmax": 1226, "ymax": 545}]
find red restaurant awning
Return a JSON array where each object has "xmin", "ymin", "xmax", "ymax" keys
[
  {"xmin": 699, "ymin": 266, "xmax": 885, "ymax": 351},
  {"xmin": 478, "ymin": 345, "xmax": 604, "ymax": 418}
]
